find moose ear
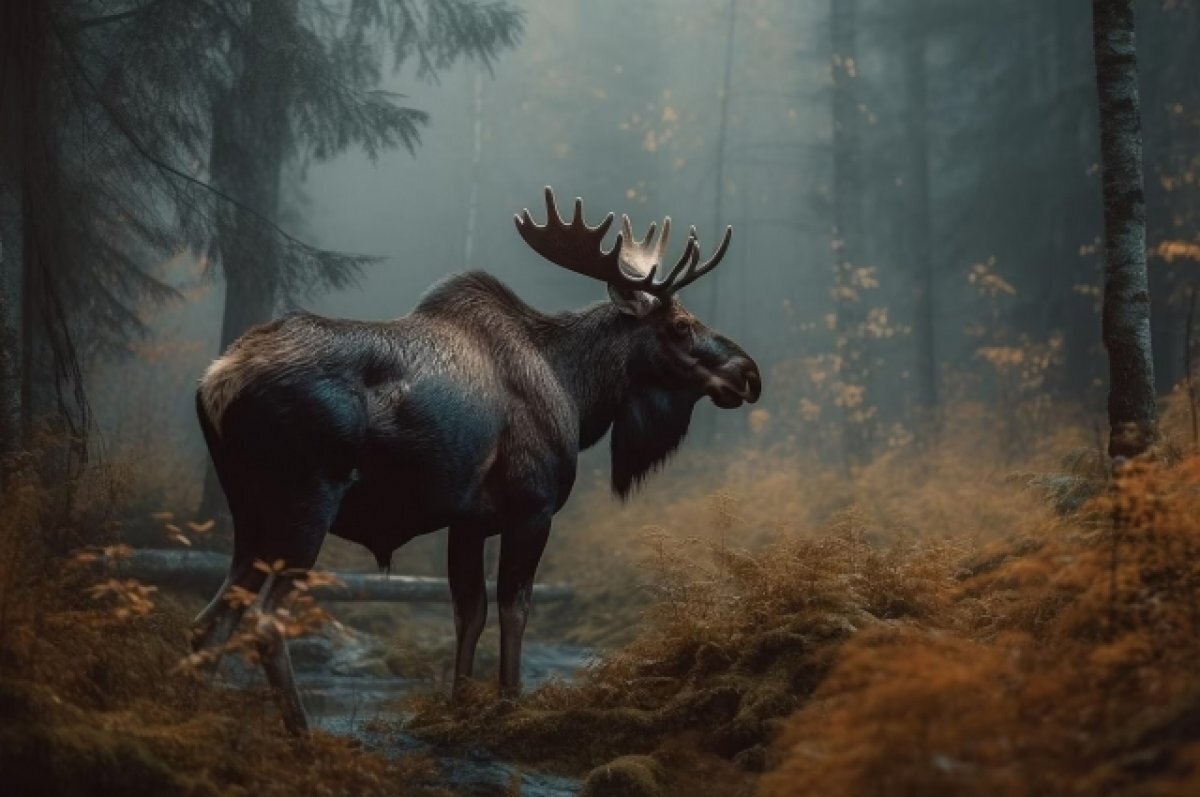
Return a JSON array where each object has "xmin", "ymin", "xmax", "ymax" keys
[{"xmin": 608, "ymin": 284, "xmax": 660, "ymax": 317}]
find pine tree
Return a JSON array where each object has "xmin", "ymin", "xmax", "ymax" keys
[
  {"xmin": 0, "ymin": 0, "xmax": 220, "ymax": 456},
  {"xmin": 198, "ymin": 1, "xmax": 521, "ymax": 519},
  {"xmin": 208, "ymin": 0, "xmax": 522, "ymax": 352}
]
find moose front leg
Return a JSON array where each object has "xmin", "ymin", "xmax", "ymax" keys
[
  {"xmin": 497, "ymin": 518, "xmax": 551, "ymax": 697},
  {"xmin": 448, "ymin": 526, "xmax": 487, "ymax": 696}
]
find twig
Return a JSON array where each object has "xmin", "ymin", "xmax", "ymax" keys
[
  {"xmin": 68, "ymin": 0, "xmax": 172, "ymax": 31},
  {"xmin": 1186, "ymin": 282, "xmax": 1198, "ymax": 451}
]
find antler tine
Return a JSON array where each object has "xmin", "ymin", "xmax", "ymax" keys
[
  {"xmin": 695, "ymin": 225, "xmax": 733, "ymax": 278},
  {"xmin": 592, "ymin": 210, "xmax": 615, "ymax": 240},
  {"xmin": 659, "ymin": 227, "xmax": 699, "ymax": 289},
  {"xmin": 544, "ymin": 186, "xmax": 565, "ymax": 227},
  {"xmin": 655, "ymin": 217, "xmax": 672, "ymax": 265},
  {"xmin": 663, "ymin": 225, "xmax": 733, "ymax": 295},
  {"xmin": 617, "ymin": 214, "xmax": 664, "ymax": 286}
]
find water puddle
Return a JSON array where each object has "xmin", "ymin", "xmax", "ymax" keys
[{"xmin": 285, "ymin": 634, "xmax": 591, "ymax": 796}]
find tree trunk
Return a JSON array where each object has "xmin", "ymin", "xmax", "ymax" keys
[
  {"xmin": 463, "ymin": 68, "xmax": 485, "ymax": 269},
  {"xmin": 704, "ymin": 0, "xmax": 738, "ymax": 328},
  {"xmin": 199, "ymin": 0, "xmax": 296, "ymax": 522},
  {"xmin": 832, "ymin": 0, "xmax": 868, "ymax": 466},
  {"xmin": 0, "ymin": 178, "xmax": 22, "ymax": 457},
  {"xmin": 96, "ymin": 548, "xmax": 574, "ymax": 604},
  {"xmin": 211, "ymin": 0, "xmax": 295, "ymax": 350},
  {"xmin": 0, "ymin": 1, "xmax": 49, "ymax": 457},
  {"xmin": 1091, "ymin": 0, "xmax": 1156, "ymax": 458},
  {"xmin": 698, "ymin": 0, "xmax": 737, "ymax": 445},
  {"xmin": 904, "ymin": 0, "xmax": 936, "ymax": 414}
]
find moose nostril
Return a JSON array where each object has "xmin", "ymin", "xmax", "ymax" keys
[
  {"xmin": 744, "ymin": 369, "xmax": 762, "ymax": 400},
  {"xmin": 721, "ymin": 357, "xmax": 761, "ymax": 401},
  {"xmin": 730, "ymin": 359, "xmax": 761, "ymax": 400}
]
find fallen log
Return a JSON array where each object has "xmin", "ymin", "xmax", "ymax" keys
[{"xmin": 99, "ymin": 548, "xmax": 573, "ymax": 603}]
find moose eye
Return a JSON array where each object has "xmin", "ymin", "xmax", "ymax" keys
[{"xmin": 672, "ymin": 318, "xmax": 691, "ymax": 337}]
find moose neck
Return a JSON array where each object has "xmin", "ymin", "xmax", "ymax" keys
[
  {"xmin": 541, "ymin": 303, "xmax": 633, "ymax": 446},
  {"xmin": 540, "ymin": 303, "xmax": 698, "ymax": 498}
]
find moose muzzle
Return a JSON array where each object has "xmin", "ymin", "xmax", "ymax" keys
[{"xmin": 707, "ymin": 352, "xmax": 762, "ymax": 409}]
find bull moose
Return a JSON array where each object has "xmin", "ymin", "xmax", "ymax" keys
[{"xmin": 191, "ymin": 187, "xmax": 762, "ymax": 733}]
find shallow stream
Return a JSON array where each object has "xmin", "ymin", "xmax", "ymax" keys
[{"xmin": 247, "ymin": 626, "xmax": 593, "ymax": 796}]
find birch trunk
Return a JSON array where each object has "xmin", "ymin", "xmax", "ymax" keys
[{"xmin": 1091, "ymin": 0, "xmax": 1157, "ymax": 458}]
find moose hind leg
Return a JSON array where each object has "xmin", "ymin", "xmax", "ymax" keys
[
  {"xmin": 497, "ymin": 519, "xmax": 551, "ymax": 696},
  {"xmin": 253, "ymin": 476, "xmax": 347, "ymax": 735},
  {"xmin": 448, "ymin": 526, "xmax": 487, "ymax": 696},
  {"xmin": 257, "ymin": 572, "xmax": 311, "ymax": 735},
  {"xmin": 191, "ymin": 557, "xmax": 267, "ymax": 672}
]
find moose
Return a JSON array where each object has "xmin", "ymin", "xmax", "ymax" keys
[{"xmin": 191, "ymin": 187, "xmax": 761, "ymax": 733}]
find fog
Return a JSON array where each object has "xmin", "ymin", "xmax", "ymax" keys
[{"xmin": 6, "ymin": 0, "xmax": 1198, "ymax": 511}]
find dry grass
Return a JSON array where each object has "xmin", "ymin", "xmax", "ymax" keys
[
  {"xmin": 535, "ymin": 398, "xmax": 1081, "ymax": 649},
  {"xmin": 762, "ymin": 452, "xmax": 1200, "ymax": 797},
  {"xmin": 403, "ymin": 400, "xmax": 1200, "ymax": 796}
]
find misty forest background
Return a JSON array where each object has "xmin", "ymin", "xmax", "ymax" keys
[
  {"xmin": 7, "ymin": 0, "xmax": 1196, "ymax": 484},
  {"xmin": 3, "ymin": 1, "xmax": 1200, "ymax": 796}
]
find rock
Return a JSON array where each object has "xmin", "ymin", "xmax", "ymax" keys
[
  {"xmin": 580, "ymin": 755, "xmax": 665, "ymax": 797},
  {"xmin": 733, "ymin": 745, "xmax": 768, "ymax": 772}
]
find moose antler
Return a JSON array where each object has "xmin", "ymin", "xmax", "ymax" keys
[{"xmin": 514, "ymin": 187, "xmax": 732, "ymax": 298}]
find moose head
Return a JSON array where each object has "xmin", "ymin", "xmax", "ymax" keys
[{"xmin": 515, "ymin": 186, "xmax": 762, "ymax": 412}]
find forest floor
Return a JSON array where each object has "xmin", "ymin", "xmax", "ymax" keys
[{"xmin": 4, "ymin": 398, "xmax": 1200, "ymax": 796}]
